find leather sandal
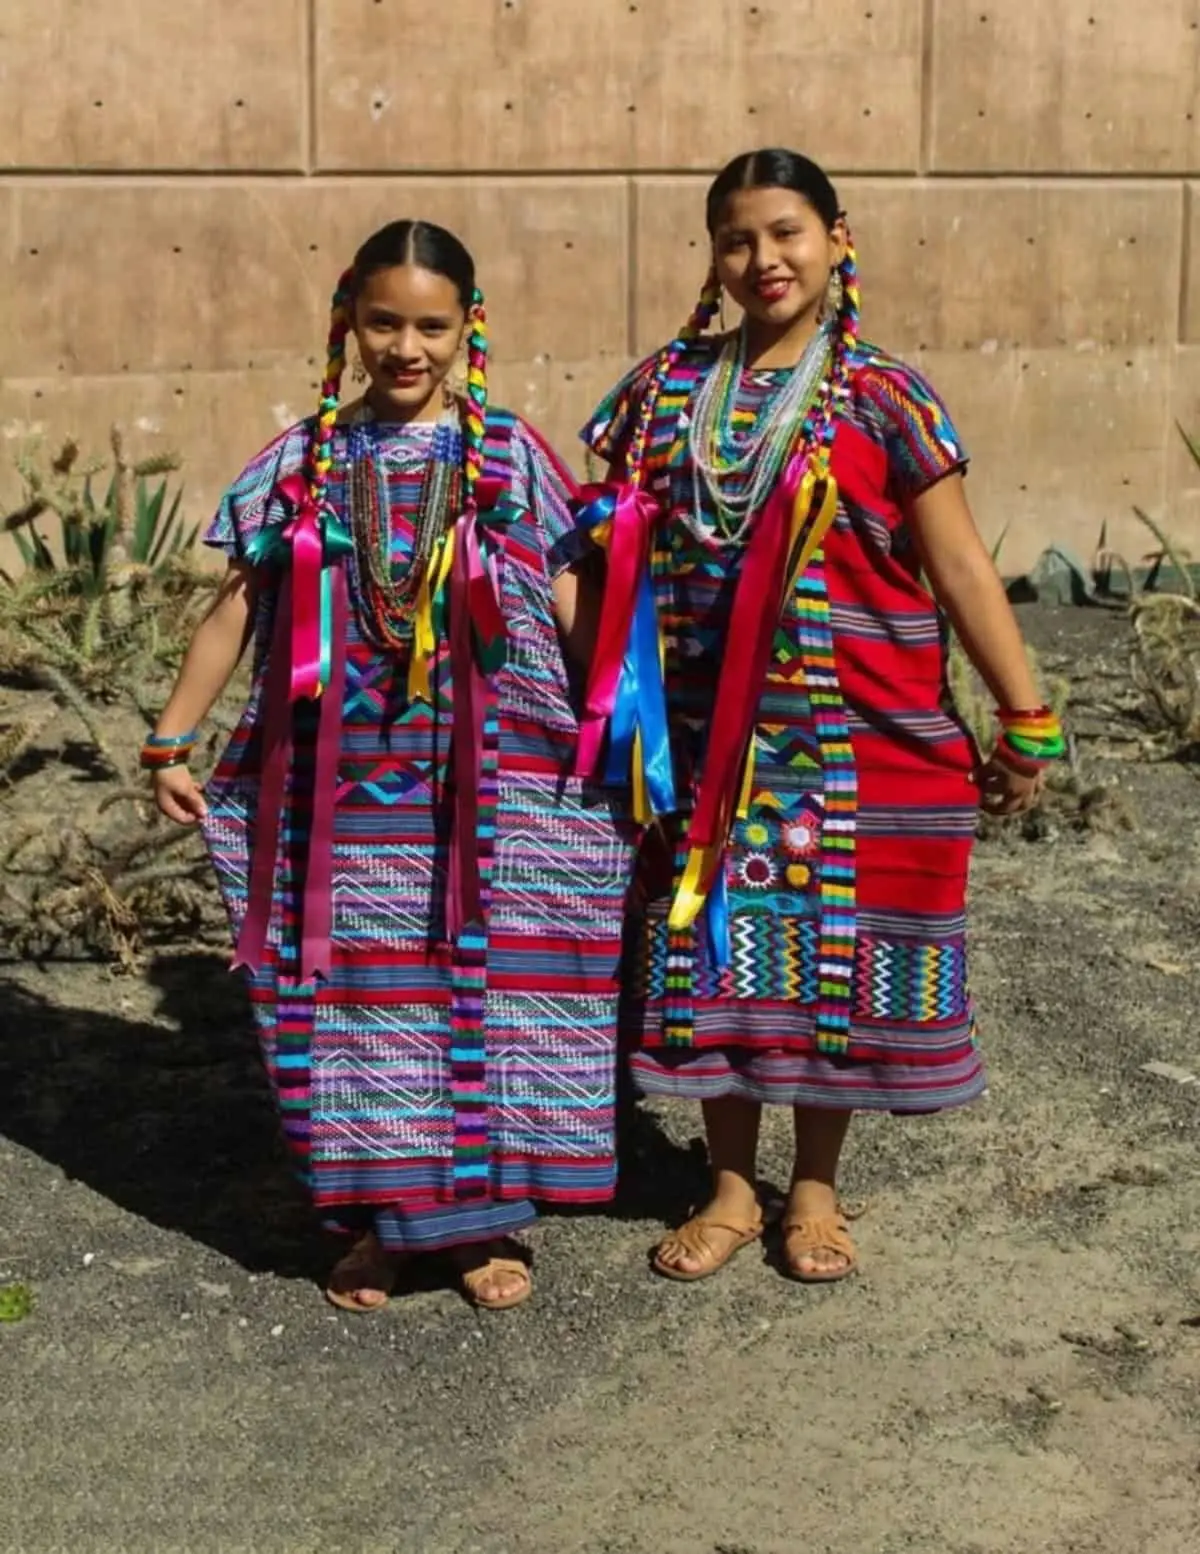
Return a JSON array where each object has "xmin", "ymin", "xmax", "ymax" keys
[
  {"xmin": 781, "ymin": 1213, "xmax": 858, "ymax": 1283},
  {"xmin": 455, "ymin": 1242, "xmax": 533, "ymax": 1312},
  {"xmin": 652, "ymin": 1210, "xmax": 764, "ymax": 1283},
  {"xmin": 324, "ymin": 1231, "xmax": 402, "ymax": 1313}
]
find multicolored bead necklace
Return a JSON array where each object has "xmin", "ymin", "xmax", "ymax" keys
[
  {"xmin": 686, "ymin": 320, "xmax": 833, "ymax": 546},
  {"xmin": 346, "ymin": 405, "xmax": 462, "ymax": 652}
]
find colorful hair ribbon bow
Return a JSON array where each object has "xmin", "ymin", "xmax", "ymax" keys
[
  {"xmin": 668, "ymin": 451, "xmax": 840, "ymax": 968},
  {"xmin": 234, "ymin": 472, "xmax": 354, "ymax": 983},
  {"xmin": 573, "ymin": 482, "xmax": 675, "ymax": 822},
  {"xmin": 243, "ymin": 471, "xmax": 353, "ymax": 702}
]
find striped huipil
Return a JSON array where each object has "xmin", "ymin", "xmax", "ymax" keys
[
  {"xmin": 202, "ymin": 406, "xmax": 631, "ymax": 1251},
  {"xmin": 583, "ymin": 340, "xmax": 986, "ymax": 1113}
]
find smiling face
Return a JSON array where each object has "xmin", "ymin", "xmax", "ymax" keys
[
  {"xmin": 352, "ymin": 263, "xmax": 468, "ymax": 421},
  {"xmin": 711, "ymin": 185, "xmax": 847, "ymax": 342}
]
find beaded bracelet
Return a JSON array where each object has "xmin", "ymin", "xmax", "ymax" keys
[
  {"xmin": 140, "ymin": 728, "xmax": 198, "ymax": 772},
  {"xmin": 994, "ymin": 706, "xmax": 1065, "ymax": 773}
]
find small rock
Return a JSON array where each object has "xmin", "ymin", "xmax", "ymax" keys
[
  {"xmin": 81, "ymin": 1253, "xmax": 96, "ymax": 1268},
  {"xmin": 270, "ymin": 1323, "xmax": 284, "ymax": 1337},
  {"xmin": 1141, "ymin": 1061, "xmax": 1197, "ymax": 1086}
]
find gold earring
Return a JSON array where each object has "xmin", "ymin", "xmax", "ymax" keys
[
  {"xmin": 351, "ymin": 354, "xmax": 367, "ymax": 384},
  {"xmin": 822, "ymin": 269, "xmax": 844, "ymax": 323}
]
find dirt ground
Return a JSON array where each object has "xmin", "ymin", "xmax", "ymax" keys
[{"xmin": 2, "ymin": 604, "xmax": 1199, "ymax": 1554}]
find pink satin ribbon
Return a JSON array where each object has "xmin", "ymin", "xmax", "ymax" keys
[
  {"xmin": 575, "ymin": 483, "xmax": 659, "ymax": 778},
  {"xmin": 446, "ymin": 507, "xmax": 507, "ymax": 942},
  {"xmin": 274, "ymin": 472, "xmax": 326, "ymax": 702},
  {"xmin": 233, "ymin": 564, "xmax": 348, "ymax": 981}
]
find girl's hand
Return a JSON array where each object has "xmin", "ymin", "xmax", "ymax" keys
[
  {"xmin": 152, "ymin": 765, "xmax": 208, "ymax": 826},
  {"xmin": 975, "ymin": 753, "xmax": 1045, "ymax": 816}
]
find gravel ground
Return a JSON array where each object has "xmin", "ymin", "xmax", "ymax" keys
[{"xmin": 2, "ymin": 605, "xmax": 1199, "ymax": 1554}]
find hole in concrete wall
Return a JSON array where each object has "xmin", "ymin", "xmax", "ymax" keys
[
  {"xmin": 627, "ymin": 104, "xmax": 636, "ymax": 112},
  {"xmin": 862, "ymin": 107, "xmax": 872, "ymax": 117},
  {"xmin": 28, "ymin": 247, "xmax": 38, "ymax": 256},
  {"xmin": 309, "ymin": 243, "xmax": 319, "ymax": 252},
  {"xmin": 93, "ymin": 99, "xmax": 103, "ymax": 108},
  {"xmin": 33, "ymin": 390, "xmax": 43, "ymax": 401},
  {"xmin": 234, "ymin": 98, "xmax": 246, "ymax": 109},
  {"xmin": 504, "ymin": 101, "xmax": 514, "ymax": 111},
  {"xmin": 748, "ymin": 105, "xmax": 757, "ymax": 115},
  {"xmin": 564, "ymin": 240, "xmax": 574, "ymax": 249},
  {"xmin": 173, "ymin": 245, "xmax": 183, "ymax": 254}
]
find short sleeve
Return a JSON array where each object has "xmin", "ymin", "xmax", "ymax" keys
[
  {"xmin": 579, "ymin": 353, "xmax": 660, "ymax": 468},
  {"xmin": 854, "ymin": 357, "xmax": 967, "ymax": 500},
  {"xmin": 203, "ymin": 422, "xmax": 311, "ymax": 560},
  {"xmin": 507, "ymin": 419, "xmax": 586, "ymax": 579}
]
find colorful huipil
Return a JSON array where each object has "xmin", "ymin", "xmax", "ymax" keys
[
  {"xmin": 581, "ymin": 340, "xmax": 986, "ymax": 1113},
  {"xmin": 201, "ymin": 407, "xmax": 630, "ymax": 1251}
]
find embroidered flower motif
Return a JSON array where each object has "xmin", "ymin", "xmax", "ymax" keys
[
  {"xmin": 737, "ymin": 851, "xmax": 776, "ymax": 892},
  {"xmin": 782, "ymin": 816, "xmax": 820, "ymax": 859},
  {"xmin": 741, "ymin": 819, "xmax": 770, "ymax": 848},
  {"xmin": 786, "ymin": 863, "xmax": 812, "ymax": 890}
]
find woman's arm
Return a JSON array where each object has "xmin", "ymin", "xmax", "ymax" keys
[
  {"xmin": 150, "ymin": 560, "xmax": 259, "ymax": 823},
  {"xmin": 907, "ymin": 473, "xmax": 1040, "ymax": 710},
  {"xmin": 907, "ymin": 473, "xmax": 1045, "ymax": 814}
]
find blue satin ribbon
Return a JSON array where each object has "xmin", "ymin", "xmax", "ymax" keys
[
  {"xmin": 576, "ymin": 486, "xmax": 676, "ymax": 815},
  {"xmin": 703, "ymin": 863, "xmax": 731, "ymax": 972}
]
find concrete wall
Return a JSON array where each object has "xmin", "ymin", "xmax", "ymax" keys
[{"xmin": 4, "ymin": 0, "xmax": 1200, "ymax": 575}]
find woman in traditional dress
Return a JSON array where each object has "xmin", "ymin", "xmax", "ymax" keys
[
  {"xmin": 578, "ymin": 150, "xmax": 1063, "ymax": 1284},
  {"xmin": 145, "ymin": 220, "xmax": 629, "ymax": 1313}
]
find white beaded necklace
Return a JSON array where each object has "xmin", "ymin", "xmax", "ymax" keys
[{"xmin": 686, "ymin": 322, "xmax": 833, "ymax": 547}]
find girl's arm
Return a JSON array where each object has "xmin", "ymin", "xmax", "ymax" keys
[
  {"xmin": 908, "ymin": 473, "xmax": 1040, "ymax": 709},
  {"xmin": 149, "ymin": 560, "xmax": 259, "ymax": 824},
  {"xmin": 907, "ymin": 473, "xmax": 1045, "ymax": 813},
  {"xmin": 551, "ymin": 562, "xmax": 602, "ymax": 668}
]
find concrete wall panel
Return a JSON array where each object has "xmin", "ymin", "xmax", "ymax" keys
[
  {"xmin": 633, "ymin": 178, "xmax": 1180, "ymax": 358},
  {"xmin": 0, "ymin": 179, "xmax": 629, "ymax": 377},
  {"xmin": 315, "ymin": 0, "xmax": 921, "ymax": 172},
  {"xmin": 0, "ymin": 1, "xmax": 307, "ymax": 172},
  {"xmin": 927, "ymin": 348, "xmax": 1170, "ymax": 576},
  {"xmin": 930, "ymin": 0, "xmax": 1200, "ymax": 174},
  {"xmin": 0, "ymin": 355, "xmax": 627, "ymax": 573}
]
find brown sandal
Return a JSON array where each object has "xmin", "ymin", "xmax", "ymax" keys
[
  {"xmin": 324, "ymin": 1231, "xmax": 402, "ymax": 1313},
  {"xmin": 652, "ymin": 1211, "xmax": 764, "ymax": 1283},
  {"xmin": 781, "ymin": 1214, "xmax": 858, "ymax": 1284},
  {"xmin": 454, "ymin": 1242, "xmax": 533, "ymax": 1312}
]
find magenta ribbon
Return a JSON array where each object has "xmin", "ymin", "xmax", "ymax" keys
[
  {"xmin": 446, "ymin": 504, "xmax": 508, "ymax": 943},
  {"xmin": 574, "ymin": 482, "xmax": 660, "ymax": 779},
  {"xmin": 274, "ymin": 472, "xmax": 327, "ymax": 702},
  {"xmin": 232, "ymin": 476, "xmax": 349, "ymax": 982}
]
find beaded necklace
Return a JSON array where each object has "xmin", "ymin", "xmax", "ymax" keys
[
  {"xmin": 346, "ymin": 403, "xmax": 462, "ymax": 653},
  {"xmin": 686, "ymin": 321, "xmax": 833, "ymax": 547}
]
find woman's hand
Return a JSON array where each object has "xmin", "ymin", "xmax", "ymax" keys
[
  {"xmin": 975, "ymin": 752, "xmax": 1045, "ymax": 816},
  {"xmin": 152, "ymin": 765, "xmax": 208, "ymax": 826}
]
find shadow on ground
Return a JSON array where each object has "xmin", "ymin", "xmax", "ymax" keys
[{"xmin": 0, "ymin": 952, "xmax": 702, "ymax": 1281}]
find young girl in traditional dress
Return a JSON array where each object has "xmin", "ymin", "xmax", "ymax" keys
[
  {"xmin": 579, "ymin": 150, "xmax": 1064, "ymax": 1283},
  {"xmin": 146, "ymin": 220, "xmax": 629, "ymax": 1313}
]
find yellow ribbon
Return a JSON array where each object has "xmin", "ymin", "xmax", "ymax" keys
[{"xmin": 406, "ymin": 527, "xmax": 457, "ymax": 705}]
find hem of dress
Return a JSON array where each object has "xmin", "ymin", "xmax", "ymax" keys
[
  {"xmin": 629, "ymin": 1055, "xmax": 987, "ymax": 1115},
  {"xmin": 322, "ymin": 1197, "xmax": 538, "ymax": 1254}
]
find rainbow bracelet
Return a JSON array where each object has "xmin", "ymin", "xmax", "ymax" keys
[
  {"xmin": 994, "ymin": 706, "xmax": 1065, "ymax": 772},
  {"xmin": 140, "ymin": 728, "xmax": 198, "ymax": 771}
]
